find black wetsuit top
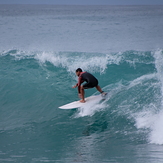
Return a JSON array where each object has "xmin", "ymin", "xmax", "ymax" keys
[{"xmin": 77, "ymin": 71, "xmax": 98, "ymax": 93}]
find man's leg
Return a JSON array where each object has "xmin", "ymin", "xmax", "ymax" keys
[
  {"xmin": 80, "ymin": 85, "xmax": 86, "ymax": 103},
  {"xmin": 95, "ymin": 85, "xmax": 103, "ymax": 93},
  {"xmin": 96, "ymin": 85, "xmax": 107, "ymax": 97}
]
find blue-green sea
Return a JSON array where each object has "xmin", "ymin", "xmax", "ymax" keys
[{"xmin": 0, "ymin": 5, "xmax": 163, "ymax": 163}]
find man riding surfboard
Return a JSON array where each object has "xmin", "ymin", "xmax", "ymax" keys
[{"xmin": 73, "ymin": 68, "xmax": 106, "ymax": 103}]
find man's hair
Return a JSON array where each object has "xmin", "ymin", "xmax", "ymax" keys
[{"xmin": 76, "ymin": 68, "xmax": 82, "ymax": 72}]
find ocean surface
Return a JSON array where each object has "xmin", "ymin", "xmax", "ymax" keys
[{"xmin": 0, "ymin": 4, "xmax": 163, "ymax": 163}]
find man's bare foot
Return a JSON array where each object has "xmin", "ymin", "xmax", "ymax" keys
[{"xmin": 80, "ymin": 99, "xmax": 86, "ymax": 103}]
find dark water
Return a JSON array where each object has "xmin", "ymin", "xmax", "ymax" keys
[{"xmin": 0, "ymin": 5, "xmax": 163, "ymax": 163}]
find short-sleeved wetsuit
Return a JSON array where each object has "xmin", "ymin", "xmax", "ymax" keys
[{"xmin": 77, "ymin": 71, "xmax": 98, "ymax": 93}]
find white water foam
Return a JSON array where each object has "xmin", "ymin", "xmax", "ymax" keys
[
  {"xmin": 34, "ymin": 51, "xmax": 124, "ymax": 75},
  {"xmin": 149, "ymin": 110, "xmax": 163, "ymax": 145},
  {"xmin": 74, "ymin": 96, "xmax": 109, "ymax": 118},
  {"xmin": 133, "ymin": 49, "xmax": 163, "ymax": 145},
  {"xmin": 148, "ymin": 50, "xmax": 163, "ymax": 145}
]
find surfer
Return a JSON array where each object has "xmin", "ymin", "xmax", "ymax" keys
[{"xmin": 73, "ymin": 68, "xmax": 106, "ymax": 103}]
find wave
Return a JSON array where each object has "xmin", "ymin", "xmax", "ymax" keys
[{"xmin": 1, "ymin": 49, "xmax": 163, "ymax": 145}]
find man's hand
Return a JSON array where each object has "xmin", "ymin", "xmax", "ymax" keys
[
  {"xmin": 72, "ymin": 84, "xmax": 78, "ymax": 88},
  {"xmin": 72, "ymin": 85, "xmax": 77, "ymax": 88}
]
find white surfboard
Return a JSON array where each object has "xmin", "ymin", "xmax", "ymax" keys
[{"xmin": 59, "ymin": 95, "xmax": 103, "ymax": 109}]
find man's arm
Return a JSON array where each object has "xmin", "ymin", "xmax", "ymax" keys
[
  {"xmin": 77, "ymin": 76, "xmax": 85, "ymax": 93},
  {"xmin": 72, "ymin": 75, "xmax": 84, "ymax": 94}
]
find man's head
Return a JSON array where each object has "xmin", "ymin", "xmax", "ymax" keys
[{"xmin": 76, "ymin": 68, "xmax": 82, "ymax": 76}]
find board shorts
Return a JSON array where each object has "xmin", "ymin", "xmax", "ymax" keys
[{"xmin": 83, "ymin": 80, "xmax": 98, "ymax": 89}]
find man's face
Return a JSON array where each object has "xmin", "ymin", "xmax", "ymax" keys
[{"xmin": 76, "ymin": 71, "xmax": 80, "ymax": 76}]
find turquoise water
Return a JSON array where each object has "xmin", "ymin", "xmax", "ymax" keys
[{"xmin": 0, "ymin": 5, "xmax": 163, "ymax": 163}]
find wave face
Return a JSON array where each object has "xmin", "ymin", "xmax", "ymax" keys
[{"xmin": 1, "ymin": 5, "xmax": 163, "ymax": 163}]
